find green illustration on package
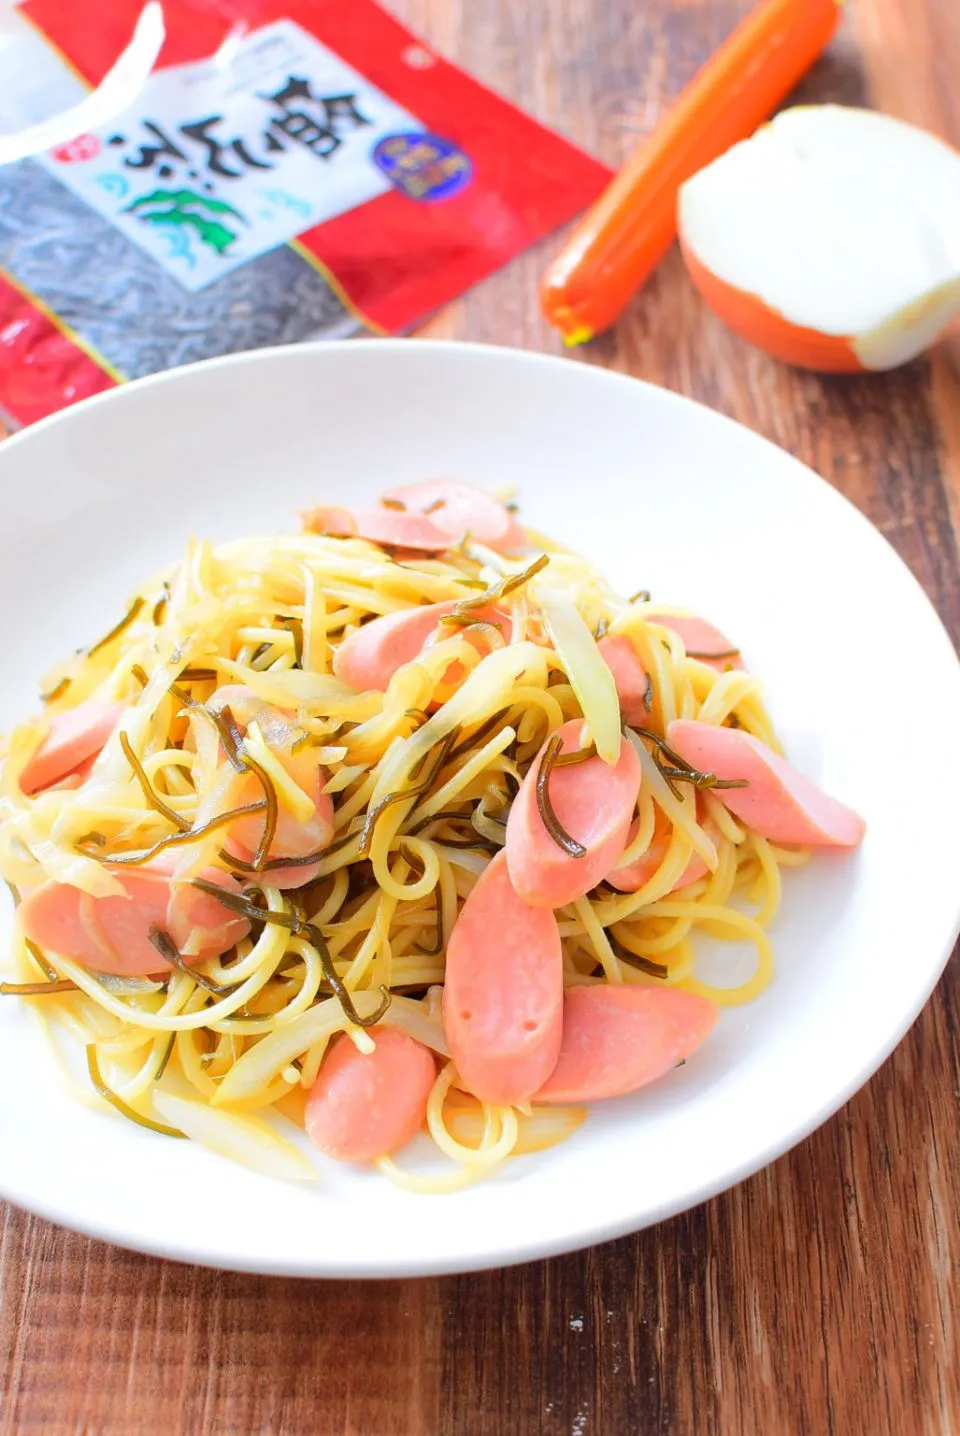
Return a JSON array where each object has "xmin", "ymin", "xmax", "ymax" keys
[{"xmin": 125, "ymin": 189, "xmax": 246, "ymax": 254}]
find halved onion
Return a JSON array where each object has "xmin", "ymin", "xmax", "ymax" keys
[{"xmin": 679, "ymin": 105, "xmax": 960, "ymax": 372}]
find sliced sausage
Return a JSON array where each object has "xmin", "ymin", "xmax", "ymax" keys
[
  {"xmin": 380, "ymin": 478, "xmax": 526, "ymax": 555},
  {"xmin": 535, "ymin": 985, "xmax": 717, "ymax": 1103},
  {"xmin": 651, "ymin": 613, "xmax": 744, "ymax": 671},
  {"xmin": 304, "ymin": 504, "xmax": 453, "ymax": 551},
  {"xmin": 444, "ymin": 850, "xmax": 563, "ymax": 1106},
  {"xmin": 201, "ymin": 689, "xmax": 334, "ymax": 888},
  {"xmin": 666, "ymin": 719, "xmax": 865, "ymax": 846},
  {"xmin": 217, "ymin": 746, "xmax": 334, "ymax": 888},
  {"xmin": 50, "ymin": 753, "xmax": 99, "ymax": 792},
  {"xmin": 19, "ymin": 700, "xmax": 125, "ymax": 796},
  {"xmin": 18, "ymin": 858, "xmax": 249, "ymax": 977},
  {"xmin": 333, "ymin": 600, "xmax": 508, "ymax": 694},
  {"xmin": 598, "ymin": 634, "xmax": 651, "ymax": 726},
  {"xmin": 505, "ymin": 719, "xmax": 642, "ymax": 908},
  {"xmin": 607, "ymin": 808, "xmax": 720, "ymax": 894},
  {"xmin": 305, "ymin": 1028, "xmax": 436, "ymax": 1162}
]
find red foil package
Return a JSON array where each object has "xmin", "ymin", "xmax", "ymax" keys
[{"xmin": 0, "ymin": 0, "xmax": 609, "ymax": 426}]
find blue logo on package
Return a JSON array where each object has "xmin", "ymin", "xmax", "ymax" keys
[{"xmin": 372, "ymin": 133, "xmax": 473, "ymax": 201}]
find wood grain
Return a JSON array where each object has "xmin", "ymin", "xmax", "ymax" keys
[{"xmin": 2, "ymin": 2, "xmax": 959, "ymax": 1432}]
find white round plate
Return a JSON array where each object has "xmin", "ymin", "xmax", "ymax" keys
[{"xmin": 0, "ymin": 341, "xmax": 958, "ymax": 1278}]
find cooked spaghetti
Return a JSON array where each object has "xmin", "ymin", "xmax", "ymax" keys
[{"xmin": 0, "ymin": 479, "xmax": 862, "ymax": 1191}]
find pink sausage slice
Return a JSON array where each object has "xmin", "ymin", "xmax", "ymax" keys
[
  {"xmin": 218, "ymin": 746, "xmax": 334, "ymax": 889},
  {"xmin": 50, "ymin": 753, "xmax": 99, "ymax": 792},
  {"xmin": 666, "ymin": 720, "xmax": 865, "ymax": 847},
  {"xmin": 305, "ymin": 1028, "xmax": 436, "ymax": 1162},
  {"xmin": 598, "ymin": 635, "xmax": 651, "ymax": 726},
  {"xmin": 333, "ymin": 601, "xmax": 508, "ymax": 694},
  {"xmin": 19, "ymin": 700, "xmax": 125, "ymax": 796},
  {"xmin": 444, "ymin": 850, "xmax": 563, "ymax": 1106},
  {"xmin": 18, "ymin": 859, "xmax": 249, "ymax": 977},
  {"xmin": 608, "ymin": 810, "xmax": 719, "ymax": 894},
  {"xmin": 304, "ymin": 504, "xmax": 453, "ymax": 551},
  {"xmin": 334, "ymin": 604, "xmax": 446, "ymax": 693},
  {"xmin": 505, "ymin": 719, "xmax": 642, "ymax": 909},
  {"xmin": 155, "ymin": 855, "xmax": 252, "ymax": 958},
  {"xmin": 200, "ymin": 691, "xmax": 334, "ymax": 888},
  {"xmin": 380, "ymin": 479, "xmax": 526, "ymax": 555},
  {"xmin": 651, "ymin": 613, "xmax": 744, "ymax": 671},
  {"xmin": 535, "ymin": 985, "xmax": 717, "ymax": 1103}
]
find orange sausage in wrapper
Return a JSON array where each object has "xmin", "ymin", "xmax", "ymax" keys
[{"xmin": 540, "ymin": 0, "xmax": 842, "ymax": 345}]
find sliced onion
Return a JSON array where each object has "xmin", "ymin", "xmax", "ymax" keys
[
  {"xmin": 152, "ymin": 1090, "xmax": 316, "ymax": 1183},
  {"xmin": 369, "ymin": 642, "xmax": 547, "ymax": 806},
  {"xmin": 98, "ymin": 973, "xmax": 165, "ymax": 996},
  {"xmin": 215, "ymin": 667, "xmax": 374, "ymax": 715},
  {"xmin": 538, "ymin": 587, "xmax": 621, "ymax": 764},
  {"xmin": 433, "ymin": 845, "xmax": 488, "ymax": 874},
  {"xmin": 625, "ymin": 729, "xmax": 718, "ymax": 868},
  {"xmin": 213, "ymin": 992, "xmax": 449, "ymax": 1105}
]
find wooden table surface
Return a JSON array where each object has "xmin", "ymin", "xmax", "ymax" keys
[{"xmin": 2, "ymin": 1, "xmax": 959, "ymax": 1432}]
